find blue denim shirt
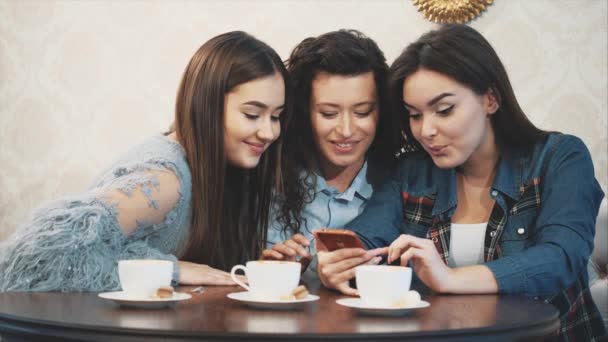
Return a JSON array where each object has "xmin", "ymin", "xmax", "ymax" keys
[
  {"xmin": 349, "ymin": 133, "xmax": 606, "ymax": 339},
  {"xmin": 267, "ymin": 161, "xmax": 374, "ymax": 281}
]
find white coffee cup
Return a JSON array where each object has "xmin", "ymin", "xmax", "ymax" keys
[
  {"xmin": 118, "ymin": 259, "xmax": 173, "ymax": 298},
  {"xmin": 355, "ymin": 265, "xmax": 412, "ymax": 307},
  {"xmin": 230, "ymin": 260, "xmax": 300, "ymax": 300}
]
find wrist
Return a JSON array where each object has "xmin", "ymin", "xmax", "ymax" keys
[{"xmin": 437, "ymin": 267, "xmax": 458, "ymax": 293}]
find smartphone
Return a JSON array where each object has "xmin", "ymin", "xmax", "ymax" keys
[{"xmin": 312, "ymin": 229, "xmax": 366, "ymax": 252}]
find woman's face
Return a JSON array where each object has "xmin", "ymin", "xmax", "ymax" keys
[
  {"xmin": 403, "ymin": 68, "xmax": 498, "ymax": 169},
  {"xmin": 310, "ymin": 71, "xmax": 379, "ymax": 174},
  {"xmin": 224, "ymin": 72, "xmax": 285, "ymax": 169}
]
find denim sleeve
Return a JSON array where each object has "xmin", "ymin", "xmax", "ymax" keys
[
  {"xmin": 485, "ymin": 136, "xmax": 604, "ymax": 297},
  {"xmin": 347, "ymin": 165, "xmax": 404, "ymax": 250}
]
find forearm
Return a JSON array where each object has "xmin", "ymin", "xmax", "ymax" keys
[
  {"xmin": 441, "ymin": 265, "xmax": 498, "ymax": 294},
  {"xmin": 485, "ymin": 242, "xmax": 587, "ymax": 296}
]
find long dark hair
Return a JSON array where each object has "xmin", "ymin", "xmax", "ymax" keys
[
  {"xmin": 173, "ymin": 31, "xmax": 292, "ymax": 270},
  {"xmin": 389, "ymin": 24, "xmax": 549, "ymax": 152},
  {"xmin": 277, "ymin": 29, "xmax": 400, "ymax": 236}
]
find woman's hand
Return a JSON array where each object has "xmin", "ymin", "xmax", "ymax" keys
[
  {"xmin": 387, "ymin": 234, "xmax": 452, "ymax": 292},
  {"xmin": 260, "ymin": 233, "xmax": 311, "ymax": 262},
  {"xmin": 178, "ymin": 261, "xmax": 247, "ymax": 286},
  {"xmin": 317, "ymin": 247, "xmax": 386, "ymax": 296}
]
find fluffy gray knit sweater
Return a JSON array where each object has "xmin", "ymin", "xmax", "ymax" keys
[{"xmin": 0, "ymin": 134, "xmax": 192, "ymax": 292}]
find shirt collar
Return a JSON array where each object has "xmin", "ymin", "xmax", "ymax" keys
[
  {"xmin": 313, "ymin": 161, "xmax": 373, "ymax": 202},
  {"xmin": 491, "ymin": 146, "xmax": 522, "ymax": 201},
  {"xmin": 431, "ymin": 145, "xmax": 522, "ymax": 216},
  {"xmin": 432, "ymin": 166, "xmax": 457, "ymax": 216}
]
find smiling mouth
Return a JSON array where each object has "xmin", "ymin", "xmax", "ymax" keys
[
  {"xmin": 330, "ymin": 141, "xmax": 360, "ymax": 153},
  {"xmin": 245, "ymin": 141, "xmax": 266, "ymax": 155},
  {"xmin": 335, "ymin": 142, "xmax": 355, "ymax": 148}
]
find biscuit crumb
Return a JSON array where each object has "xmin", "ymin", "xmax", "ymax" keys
[
  {"xmin": 280, "ymin": 294, "xmax": 296, "ymax": 301},
  {"xmin": 391, "ymin": 290, "xmax": 421, "ymax": 307},
  {"xmin": 292, "ymin": 285, "xmax": 309, "ymax": 299},
  {"xmin": 156, "ymin": 285, "xmax": 174, "ymax": 298}
]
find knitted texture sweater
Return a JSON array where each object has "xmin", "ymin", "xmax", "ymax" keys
[{"xmin": 0, "ymin": 134, "xmax": 192, "ymax": 292}]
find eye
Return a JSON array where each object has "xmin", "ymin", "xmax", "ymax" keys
[
  {"xmin": 409, "ymin": 112, "xmax": 422, "ymax": 121},
  {"xmin": 271, "ymin": 115, "xmax": 281, "ymax": 122},
  {"xmin": 437, "ymin": 105, "xmax": 454, "ymax": 116},
  {"xmin": 320, "ymin": 112, "xmax": 338, "ymax": 118},
  {"xmin": 354, "ymin": 108, "xmax": 375, "ymax": 117},
  {"xmin": 243, "ymin": 113, "xmax": 259, "ymax": 120},
  {"xmin": 354, "ymin": 104, "xmax": 376, "ymax": 117}
]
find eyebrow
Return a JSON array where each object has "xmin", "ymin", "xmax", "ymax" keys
[
  {"xmin": 403, "ymin": 93, "xmax": 454, "ymax": 110},
  {"xmin": 242, "ymin": 101, "xmax": 284, "ymax": 111},
  {"xmin": 316, "ymin": 101, "xmax": 376, "ymax": 108}
]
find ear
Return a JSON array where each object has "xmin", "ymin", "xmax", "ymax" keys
[{"xmin": 484, "ymin": 88, "xmax": 500, "ymax": 115}]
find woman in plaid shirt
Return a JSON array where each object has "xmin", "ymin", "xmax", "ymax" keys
[{"xmin": 317, "ymin": 24, "xmax": 606, "ymax": 341}]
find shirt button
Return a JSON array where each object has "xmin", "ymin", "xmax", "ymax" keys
[
  {"xmin": 491, "ymin": 190, "xmax": 498, "ymax": 197},
  {"xmin": 490, "ymin": 231, "xmax": 496, "ymax": 237},
  {"xmin": 517, "ymin": 228, "xmax": 525, "ymax": 235}
]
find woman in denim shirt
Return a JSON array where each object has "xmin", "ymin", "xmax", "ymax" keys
[
  {"xmin": 317, "ymin": 25, "xmax": 606, "ymax": 340},
  {"xmin": 261, "ymin": 30, "xmax": 401, "ymax": 281}
]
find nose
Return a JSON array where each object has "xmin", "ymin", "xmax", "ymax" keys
[
  {"xmin": 335, "ymin": 113, "xmax": 354, "ymax": 138},
  {"xmin": 420, "ymin": 115, "xmax": 437, "ymax": 139},
  {"xmin": 256, "ymin": 116, "xmax": 278, "ymax": 142}
]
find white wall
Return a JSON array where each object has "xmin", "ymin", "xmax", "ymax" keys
[{"xmin": 1, "ymin": 0, "xmax": 606, "ymax": 241}]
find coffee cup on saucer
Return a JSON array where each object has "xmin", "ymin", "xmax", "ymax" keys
[
  {"xmin": 118, "ymin": 259, "xmax": 173, "ymax": 298},
  {"xmin": 355, "ymin": 265, "xmax": 413, "ymax": 307},
  {"xmin": 230, "ymin": 260, "xmax": 300, "ymax": 301}
]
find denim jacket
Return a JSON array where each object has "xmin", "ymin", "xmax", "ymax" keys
[{"xmin": 349, "ymin": 133, "xmax": 606, "ymax": 341}]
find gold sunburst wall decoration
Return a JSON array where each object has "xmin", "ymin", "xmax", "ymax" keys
[{"xmin": 412, "ymin": 0, "xmax": 494, "ymax": 24}]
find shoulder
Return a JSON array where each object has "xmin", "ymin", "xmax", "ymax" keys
[
  {"xmin": 524, "ymin": 133, "xmax": 592, "ymax": 172},
  {"xmin": 122, "ymin": 134, "xmax": 190, "ymax": 169},
  {"xmin": 513, "ymin": 133, "xmax": 596, "ymax": 187},
  {"xmin": 93, "ymin": 134, "xmax": 192, "ymax": 191},
  {"xmin": 394, "ymin": 151, "xmax": 436, "ymax": 182},
  {"xmin": 534, "ymin": 133, "xmax": 588, "ymax": 156},
  {"xmin": 366, "ymin": 151, "xmax": 438, "ymax": 196}
]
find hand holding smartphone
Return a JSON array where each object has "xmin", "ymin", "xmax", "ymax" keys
[{"xmin": 313, "ymin": 228, "xmax": 366, "ymax": 252}]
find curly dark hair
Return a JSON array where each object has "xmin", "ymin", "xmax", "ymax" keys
[{"xmin": 276, "ymin": 29, "xmax": 402, "ymax": 237}]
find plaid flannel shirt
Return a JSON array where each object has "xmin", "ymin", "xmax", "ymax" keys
[{"xmin": 351, "ymin": 134, "xmax": 606, "ymax": 341}]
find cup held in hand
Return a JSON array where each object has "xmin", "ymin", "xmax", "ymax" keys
[{"xmin": 230, "ymin": 260, "xmax": 300, "ymax": 300}]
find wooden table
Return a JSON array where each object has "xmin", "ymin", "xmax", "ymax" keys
[{"xmin": 0, "ymin": 284, "xmax": 560, "ymax": 341}]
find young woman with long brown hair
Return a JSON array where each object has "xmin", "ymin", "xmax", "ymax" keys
[{"xmin": 0, "ymin": 31, "xmax": 292, "ymax": 291}]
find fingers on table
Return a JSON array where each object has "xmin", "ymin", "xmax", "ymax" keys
[{"xmin": 336, "ymin": 282, "xmax": 359, "ymax": 297}]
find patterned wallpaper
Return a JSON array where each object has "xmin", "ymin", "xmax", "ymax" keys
[{"xmin": 0, "ymin": 0, "xmax": 606, "ymax": 241}]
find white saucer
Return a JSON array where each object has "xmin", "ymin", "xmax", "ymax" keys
[
  {"xmin": 336, "ymin": 297, "xmax": 430, "ymax": 316},
  {"xmin": 99, "ymin": 291, "xmax": 192, "ymax": 309},
  {"xmin": 227, "ymin": 291, "xmax": 319, "ymax": 310}
]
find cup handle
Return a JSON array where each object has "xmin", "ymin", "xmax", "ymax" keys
[{"xmin": 230, "ymin": 265, "xmax": 250, "ymax": 291}]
